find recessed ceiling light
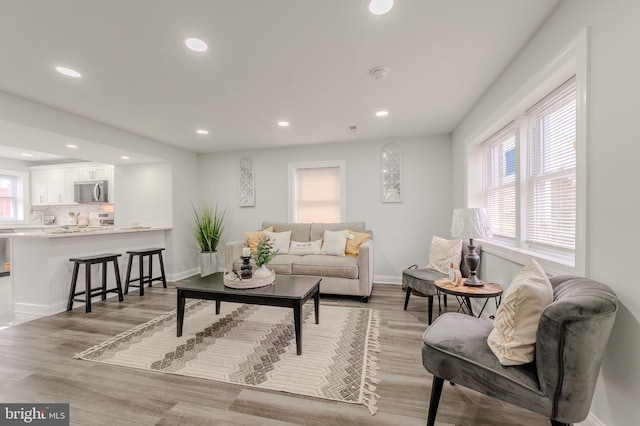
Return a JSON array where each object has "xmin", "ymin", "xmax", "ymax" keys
[
  {"xmin": 21, "ymin": 153, "xmax": 33, "ymax": 157},
  {"xmin": 375, "ymin": 110, "xmax": 389, "ymax": 117},
  {"xmin": 56, "ymin": 66, "xmax": 82, "ymax": 78},
  {"xmin": 121, "ymin": 156, "xmax": 130, "ymax": 160},
  {"xmin": 185, "ymin": 38, "xmax": 208, "ymax": 52},
  {"xmin": 66, "ymin": 144, "xmax": 78, "ymax": 149},
  {"xmin": 196, "ymin": 129, "xmax": 209, "ymax": 135},
  {"xmin": 278, "ymin": 121, "xmax": 290, "ymax": 127},
  {"xmin": 368, "ymin": 0, "xmax": 394, "ymax": 15}
]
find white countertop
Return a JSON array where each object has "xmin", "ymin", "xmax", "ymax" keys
[{"xmin": 4, "ymin": 226, "xmax": 170, "ymax": 238}]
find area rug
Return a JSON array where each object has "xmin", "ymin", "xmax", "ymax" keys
[{"xmin": 74, "ymin": 300, "xmax": 381, "ymax": 414}]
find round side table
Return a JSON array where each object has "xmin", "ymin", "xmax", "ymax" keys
[{"xmin": 434, "ymin": 278, "xmax": 503, "ymax": 318}]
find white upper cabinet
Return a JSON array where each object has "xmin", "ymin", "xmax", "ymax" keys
[{"xmin": 30, "ymin": 162, "xmax": 113, "ymax": 206}]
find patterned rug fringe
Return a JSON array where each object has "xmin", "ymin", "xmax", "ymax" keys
[{"xmin": 362, "ymin": 309, "xmax": 381, "ymax": 415}]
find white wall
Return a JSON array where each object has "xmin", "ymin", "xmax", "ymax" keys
[
  {"xmin": 452, "ymin": 0, "xmax": 640, "ymax": 424},
  {"xmin": 0, "ymin": 90, "xmax": 200, "ymax": 280},
  {"xmin": 197, "ymin": 135, "xmax": 452, "ymax": 282}
]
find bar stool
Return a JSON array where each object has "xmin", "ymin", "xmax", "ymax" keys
[
  {"xmin": 67, "ymin": 253, "xmax": 124, "ymax": 313},
  {"xmin": 124, "ymin": 248, "xmax": 167, "ymax": 296}
]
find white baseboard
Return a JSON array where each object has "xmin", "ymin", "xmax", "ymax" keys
[
  {"xmin": 167, "ymin": 268, "xmax": 199, "ymax": 282},
  {"xmin": 374, "ymin": 275, "xmax": 402, "ymax": 285},
  {"xmin": 576, "ymin": 412, "xmax": 605, "ymax": 426}
]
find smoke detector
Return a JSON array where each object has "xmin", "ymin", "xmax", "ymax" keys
[{"xmin": 370, "ymin": 66, "xmax": 389, "ymax": 80}]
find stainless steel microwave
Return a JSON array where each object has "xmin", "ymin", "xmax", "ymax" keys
[{"xmin": 74, "ymin": 180, "xmax": 109, "ymax": 203}]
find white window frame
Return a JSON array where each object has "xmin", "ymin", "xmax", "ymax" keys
[
  {"xmin": 0, "ymin": 169, "xmax": 28, "ymax": 224},
  {"xmin": 465, "ymin": 28, "xmax": 588, "ymax": 276},
  {"xmin": 287, "ymin": 160, "xmax": 346, "ymax": 223}
]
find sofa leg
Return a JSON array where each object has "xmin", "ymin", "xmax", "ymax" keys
[
  {"xmin": 427, "ymin": 376, "xmax": 444, "ymax": 426},
  {"xmin": 361, "ymin": 296, "xmax": 369, "ymax": 303}
]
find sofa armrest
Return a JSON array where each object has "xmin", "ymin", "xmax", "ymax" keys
[
  {"xmin": 225, "ymin": 240, "xmax": 245, "ymax": 271},
  {"xmin": 357, "ymin": 239, "xmax": 374, "ymax": 297}
]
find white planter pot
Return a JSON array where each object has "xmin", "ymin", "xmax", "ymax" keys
[
  {"xmin": 200, "ymin": 251, "xmax": 218, "ymax": 277},
  {"xmin": 254, "ymin": 264, "xmax": 271, "ymax": 279}
]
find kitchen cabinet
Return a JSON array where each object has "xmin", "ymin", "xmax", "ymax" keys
[
  {"xmin": 30, "ymin": 163, "xmax": 111, "ymax": 206},
  {"xmin": 31, "ymin": 168, "xmax": 75, "ymax": 206},
  {"xmin": 78, "ymin": 165, "xmax": 110, "ymax": 181}
]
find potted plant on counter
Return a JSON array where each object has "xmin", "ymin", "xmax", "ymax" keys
[{"xmin": 191, "ymin": 203, "xmax": 225, "ymax": 277}]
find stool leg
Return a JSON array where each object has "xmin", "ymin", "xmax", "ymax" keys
[
  {"xmin": 403, "ymin": 286, "xmax": 411, "ymax": 310},
  {"xmin": 147, "ymin": 253, "xmax": 153, "ymax": 287},
  {"xmin": 112, "ymin": 258, "xmax": 124, "ymax": 302},
  {"xmin": 101, "ymin": 261, "xmax": 107, "ymax": 301},
  {"xmin": 138, "ymin": 254, "xmax": 144, "ymax": 296},
  {"xmin": 158, "ymin": 251, "xmax": 167, "ymax": 288},
  {"xmin": 85, "ymin": 263, "xmax": 92, "ymax": 313},
  {"xmin": 124, "ymin": 254, "xmax": 133, "ymax": 295},
  {"xmin": 67, "ymin": 262, "xmax": 80, "ymax": 311}
]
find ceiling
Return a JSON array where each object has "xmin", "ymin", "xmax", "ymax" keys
[{"xmin": 0, "ymin": 0, "xmax": 560, "ymax": 158}]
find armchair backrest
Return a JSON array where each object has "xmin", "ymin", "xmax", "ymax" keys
[{"xmin": 535, "ymin": 276, "xmax": 618, "ymax": 423}]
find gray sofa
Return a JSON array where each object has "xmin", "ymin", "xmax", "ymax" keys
[{"xmin": 225, "ymin": 222, "xmax": 374, "ymax": 302}]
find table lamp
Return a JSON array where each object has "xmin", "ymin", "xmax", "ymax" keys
[{"xmin": 451, "ymin": 208, "xmax": 493, "ymax": 286}]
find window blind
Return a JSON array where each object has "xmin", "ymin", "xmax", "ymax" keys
[
  {"xmin": 0, "ymin": 174, "xmax": 18, "ymax": 220},
  {"xmin": 525, "ymin": 77, "xmax": 577, "ymax": 250},
  {"xmin": 483, "ymin": 123, "xmax": 516, "ymax": 239},
  {"xmin": 294, "ymin": 167, "xmax": 341, "ymax": 223}
]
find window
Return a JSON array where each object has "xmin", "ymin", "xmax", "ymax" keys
[
  {"xmin": 288, "ymin": 161, "xmax": 345, "ymax": 223},
  {"xmin": 0, "ymin": 174, "xmax": 19, "ymax": 221},
  {"xmin": 481, "ymin": 77, "xmax": 577, "ymax": 263},
  {"xmin": 483, "ymin": 124, "xmax": 516, "ymax": 239}
]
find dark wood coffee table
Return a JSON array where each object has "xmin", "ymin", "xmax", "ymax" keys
[{"xmin": 176, "ymin": 273, "xmax": 321, "ymax": 355}]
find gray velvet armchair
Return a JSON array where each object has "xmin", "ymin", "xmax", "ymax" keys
[{"xmin": 422, "ymin": 275, "xmax": 618, "ymax": 426}]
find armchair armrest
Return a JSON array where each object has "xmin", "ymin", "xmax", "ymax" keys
[{"xmin": 357, "ymin": 239, "xmax": 374, "ymax": 297}]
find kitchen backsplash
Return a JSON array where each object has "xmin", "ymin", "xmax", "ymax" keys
[{"xmin": 28, "ymin": 204, "xmax": 115, "ymax": 226}]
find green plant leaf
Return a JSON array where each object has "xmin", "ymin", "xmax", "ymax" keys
[{"xmin": 191, "ymin": 203, "xmax": 226, "ymax": 252}]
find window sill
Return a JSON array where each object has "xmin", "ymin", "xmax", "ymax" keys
[{"xmin": 478, "ymin": 239, "xmax": 583, "ymax": 277}]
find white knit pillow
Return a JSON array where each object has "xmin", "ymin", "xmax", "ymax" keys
[
  {"xmin": 487, "ymin": 259, "xmax": 553, "ymax": 366},
  {"xmin": 321, "ymin": 230, "xmax": 353, "ymax": 256},
  {"xmin": 264, "ymin": 230, "xmax": 292, "ymax": 255},
  {"xmin": 426, "ymin": 236, "xmax": 462, "ymax": 274}
]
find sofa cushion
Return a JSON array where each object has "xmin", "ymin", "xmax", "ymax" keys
[
  {"xmin": 292, "ymin": 255, "xmax": 359, "ymax": 279},
  {"xmin": 310, "ymin": 222, "xmax": 365, "ymax": 241},
  {"xmin": 262, "ymin": 222, "xmax": 311, "ymax": 242}
]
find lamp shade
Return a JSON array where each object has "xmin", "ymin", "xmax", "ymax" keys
[{"xmin": 451, "ymin": 208, "xmax": 493, "ymax": 240}]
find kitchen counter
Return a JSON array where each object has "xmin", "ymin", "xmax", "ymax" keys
[
  {"xmin": 8, "ymin": 226, "xmax": 170, "ymax": 238},
  {"xmin": 8, "ymin": 227, "xmax": 171, "ymax": 316}
]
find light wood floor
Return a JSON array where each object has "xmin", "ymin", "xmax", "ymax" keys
[{"xmin": 0, "ymin": 279, "xmax": 550, "ymax": 426}]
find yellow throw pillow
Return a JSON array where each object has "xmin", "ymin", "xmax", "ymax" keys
[
  {"xmin": 243, "ymin": 226, "xmax": 274, "ymax": 252},
  {"xmin": 344, "ymin": 229, "xmax": 371, "ymax": 257}
]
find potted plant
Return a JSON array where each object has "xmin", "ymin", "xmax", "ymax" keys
[
  {"xmin": 191, "ymin": 203, "xmax": 225, "ymax": 277},
  {"xmin": 253, "ymin": 236, "xmax": 278, "ymax": 279}
]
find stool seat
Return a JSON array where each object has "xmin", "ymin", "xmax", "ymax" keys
[
  {"xmin": 67, "ymin": 253, "xmax": 124, "ymax": 313},
  {"xmin": 125, "ymin": 248, "xmax": 167, "ymax": 296}
]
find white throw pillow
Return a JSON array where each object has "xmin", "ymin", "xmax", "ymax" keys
[
  {"xmin": 264, "ymin": 230, "xmax": 292, "ymax": 255},
  {"xmin": 321, "ymin": 230, "xmax": 353, "ymax": 256},
  {"xmin": 487, "ymin": 259, "xmax": 553, "ymax": 366},
  {"xmin": 426, "ymin": 236, "xmax": 462, "ymax": 274},
  {"xmin": 289, "ymin": 240, "xmax": 322, "ymax": 255}
]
